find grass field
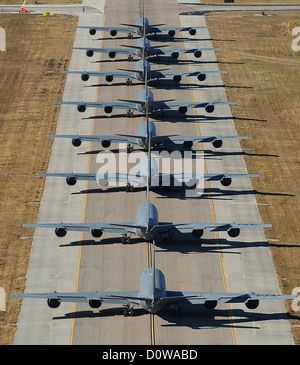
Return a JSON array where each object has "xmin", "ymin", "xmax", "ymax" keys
[
  {"xmin": 205, "ymin": 11, "xmax": 300, "ymax": 344},
  {"xmin": 0, "ymin": 13, "xmax": 76, "ymax": 345}
]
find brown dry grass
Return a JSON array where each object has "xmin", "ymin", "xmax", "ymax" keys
[
  {"xmin": 206, "ymin": 11, "xmax": 300, "ymax": 344},
  {"xmin": 0, "ymin": 13, "xmax": 76, "ymax": 344}
]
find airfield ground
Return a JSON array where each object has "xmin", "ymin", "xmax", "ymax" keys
[
  {"xmin": 0, "ymin": 8, "xmax": 299, "ymax": 344},
  {"xmin": 205, "ymin": 11, "xmax": 300, "ymax": 343},
  {"xmin": 0, "ymin": 13, "xmax": 76, "ymax": 344}
]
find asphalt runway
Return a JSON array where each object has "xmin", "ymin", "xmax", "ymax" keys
[{"xmin": 13, "ymin": 0, "xmax": 295, "ymax": 345}]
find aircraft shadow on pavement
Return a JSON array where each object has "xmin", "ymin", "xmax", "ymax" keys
[{"xmin": 52, "ymin": 305, "xmax": 296, "ymax": 333}]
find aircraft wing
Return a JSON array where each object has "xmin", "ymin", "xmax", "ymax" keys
[
  {"xmin": 23, "ymin": 222, "xmax": 138, "ymax": 236},
  {"xmin": 38, "ymin": 172, "xmax": 143, "ymax": 187},
  {"xmin": 54, "ymin": 101, "xmax": 138, "ymax": 112},
  {"xmin": 164, "ymin": 291, "xmax": 295, "ymax": 305},
  {"xmin": 154, "ymin": 135, "xmax": 247, "ymax": 145},
  {"xmin": 161, "ymin": 173, "xmax": 260, "ymax": 185},
  {"xmin": 156, "ymin": 222, "xmax": 272, "ymax": 237},
  {"xmin": 69, "ymin": 46, "xmax": 138, "ymax": 56},
  {"xmin": 153, "ymin": 101, "xmax": 237, "ymax": 110},
  {"xmin": 61, "ymin": 70, "xmax": 138, "ymax": 81},
  {"xmin": 148, "ymin": 26, "xmax": 213, "ymax": 34},
  {"xmin": 150, "ymin": 47, "xmax": 221, "ymax": 56},
  {"xmin": 11, "ymin": 290, "xmax": 141, "ymax": 306},
  {"xmin": 149, "ymin": 70, "xmax": 226, "ymax": 80},
  {"xmin": 74, "ymin": 25, "xmax": 138, "ymax": 35},
  {"xmin": 46, "ymin": 134, "xmax": 141, "ymax": 145}
]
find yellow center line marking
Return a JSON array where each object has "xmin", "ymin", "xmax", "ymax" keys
[
  {"xmin": 68, "ymin": 3, "xmax": 107, "ymax": 345},
  {"xmin": 176, "ymin": 12, "xmax": 238, "ymax": 345}
]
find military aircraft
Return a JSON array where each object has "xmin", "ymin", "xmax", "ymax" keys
[
  {"xmin": 75, "ymin": 16, "xmax": 212, "ymax": 39},
  {"xmin": 38, "ymin": 155, "xmax": 260, "ymax": 192},
  {"xmin": 46, "ymin": 119, "xmax": 247, "ymax": 152},
  {"xmin": 69, "ymin": 35, "xmax": 220, "ymax": 62},
  {"xmin": 54, "ymin": 87, "xmax": 237, "ymax": 117},
  {"xmin": 61, "ymin": 59, "xmax": 226, "ymax": 86},
  {"xmin": 11, "ymin": 240, "xmax": 295, "ymax": 315}
]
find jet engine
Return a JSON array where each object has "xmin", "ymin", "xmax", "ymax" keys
[
  {"xmin": 77, "ymin": 104, "xmax": 87, "ymax": 113},
  {"xmin": 55, "ymin": 227, "xmax": 67, "ymax": 238},
  {"xmin": 171, "ymin": 52, "xmax": 179, "ymax": 59},
  {"xmin": 178, "ymin": 106, "xmax": 188, "ymax": 114},
  {"xmin": 66, "ymin": 177, "xmax": 77, "ymax": 186},
  {"xmin": 89, "ymin": 299, "xmax": 102, "ymax": 308},
  {"xmin": 98, "ymin": 178, "xmax": 108, "ymax": 187},
  {"xmin": 220, "ymin": 177, "xmax": 232, "ymax": 187},
  {"xmin": 47, "ymin": 298, "xmax": 61, "ymax": 309},
  {"xmin": 101, "ymin": 140, "xmax": 111, "ymax": 148},
  {"xmin": 81, "ymin": 73, "xmax": 89, "ymax": 82},
  {"xmin": 245, "ymin": 299, "xmax": 259, "ymax": 309},
  {"xmin": 227, "ymin": 228, "xmax": 240, "ymax": 238},
  {"xmin": 72, "ymin": 138, "xmax": 82, "ymax": 147},
  {"xmin": 183, "ymin": 140, "xmax": 193, "ymax": 149},
  {"xmin": 91, "ymin": 229, "xmax": 103, "ymax": 238},
  {"xmin": 105, "ymin": 75, "xmax": 114, "ymax": 83},
  {"xmin": 173, "ymin": 75, "xmax": 182, "ymax": 83},
  {"xmin": 212, "ymin": 139, "xmax": 222, "ymax": 149},
  {"xmin": 108, "ymin": 51, "xmax": 116, "ymax": 58},
  {"xmin": 192, "ymin": 229, "xmax": 204, "ymax": 238},
  {"xmin": 194, "ymin": 50, "xmax": 202, "ymax": 58},
  {"xmin": 104, "ymin": 106, "xmax": 113, "ymax": 114},
  {"xmin": 168, "ymin": 30, "xmax": 176, "ymax": 37},
  {"xmin": 86, "ymin": 49, "xmax": 94, "ymax": 57},
  {"xmin": 205, "ymin": 104, "xmax": 214, "ymax": 113},
  {"xmin": 197, "ymin": 73, "xmax": 206, "ymax": 82},
  {"xmin": 110, "ymin": 29, "xmax": 117, "ymax": 37},
  {"xmin": 89, "ymin": 28, "xmax": 96, "ymax": 36},
  {"xmin": 189, "ymin": 28, "xmax": 196, "ymax": 36},
  {"xmin": 204, "ymin": 300, "xmax": 217, "ymax": 309}
]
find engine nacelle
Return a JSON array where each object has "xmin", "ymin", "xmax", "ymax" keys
[
  {"xmin": 66, "ymin": 176, "xmax": 77, "ymax": 186},
  {"xmin": 221, "ymin": 177, "xmax": 232, "ymax": 187},
  {"xmin": 77, "ymin": 104, "xmax": 87, "ymax": 113},
  {"xmin": 168, "ymin": 30, "xmax": 176, "ymax": 37},
  {"xmin": 192, "ymin": 229, "xmax": 204, "ymax": 238},
  {"xmin": 204, "ymin": 300, "xmax": 217, "ymax": 309},
  {"xmin": 110, "ymin": 29, "xmax": 117, "ymax": 37},
  {"xmin": 101, "ymin": 140, "xmax": 111, "ymax": 148},
  {"xmin": 86, "ymin": 49, "xmax": 94, "ymax": 57},
  {"xmin": 89, "ymin": 28, "xmax": 96, "ymax": 36},
  {"xmin": 98, "ymin": 178, "xmax": 108, "ymax": 187},
  {"xmin": 171, "ymin": 52, "xmax": 179, "ymax": 59},
  {"xmin": 197, "ymin": 73, "xmax": 206, "ymax": 82},
  {"xmin": 47, "ymin": 298, "xmax": 61, "ymax": 309},
  {"xmin": 212, "ymin": 139, "xmax": 222, "ymax": 149},
  {"xmin": 105, "ymin": 75, "xmax": 114, "ymax": 83},
  {"xmin": 205, "ymin": 104, "xmax": 214, "ymax": 114},
  {"xmin": 89, "ymin": 299, "xmax": 102, "ymax": 308},
  {"xmin": 55, "ymin": 227, "xmax": 67, "ymax": 238},
  {"xmin": 183, "ymin": 140, "xmax": 193, "ymax": 149},
  {"xmin": 173, "ymin": 75, "xmax": 182, "ymax": 83},
  {"xmin": 228, "ymin": 228, "xmax": 240, "ymax": 238},
  {"xmin": 189, "ymin": 28, "xmax": 196, "ymax": 36},
  {"xmin": 108, "ymin": 51, "xmax": 116, "ymax": 58},
  {"xmin": 245, "ymin": 299, "xmax": 259, "ymax": 309},
  {"xmin": 81, "ymin": 73, "xmax": 89, "ymax": 82},
  {"xmin": 178, "ymin": 106, "xmax": 188, "ymax": 114},
  {"xmin": 194, "ymin": 50, "xmax": 202, "ymax": 58},
  {"xmin": 72, "ymin": 138, "xmax": 82, "ymax": 147},
  {"xmin": 91, "ymin": 229, "xmax": 103, "ymax": 238},
  {"xmin": 104, "ymin": 105, "xmax": 113, "ymax": 114}
]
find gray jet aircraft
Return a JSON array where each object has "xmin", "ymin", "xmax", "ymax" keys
[
  {"xmin": 54, "ymin": 87, "xmax": 237, "ymax": 117},
  {"xmin": 11, "ymin": 239, "xmax": 295, "ymax": 315},
  {"xmin": 69, "ymin": 35, "xmax": 220, "ymax": 61},
  {"xmin": 61, "ymin": 59, "xmax": 226, "ymax": 85}
]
